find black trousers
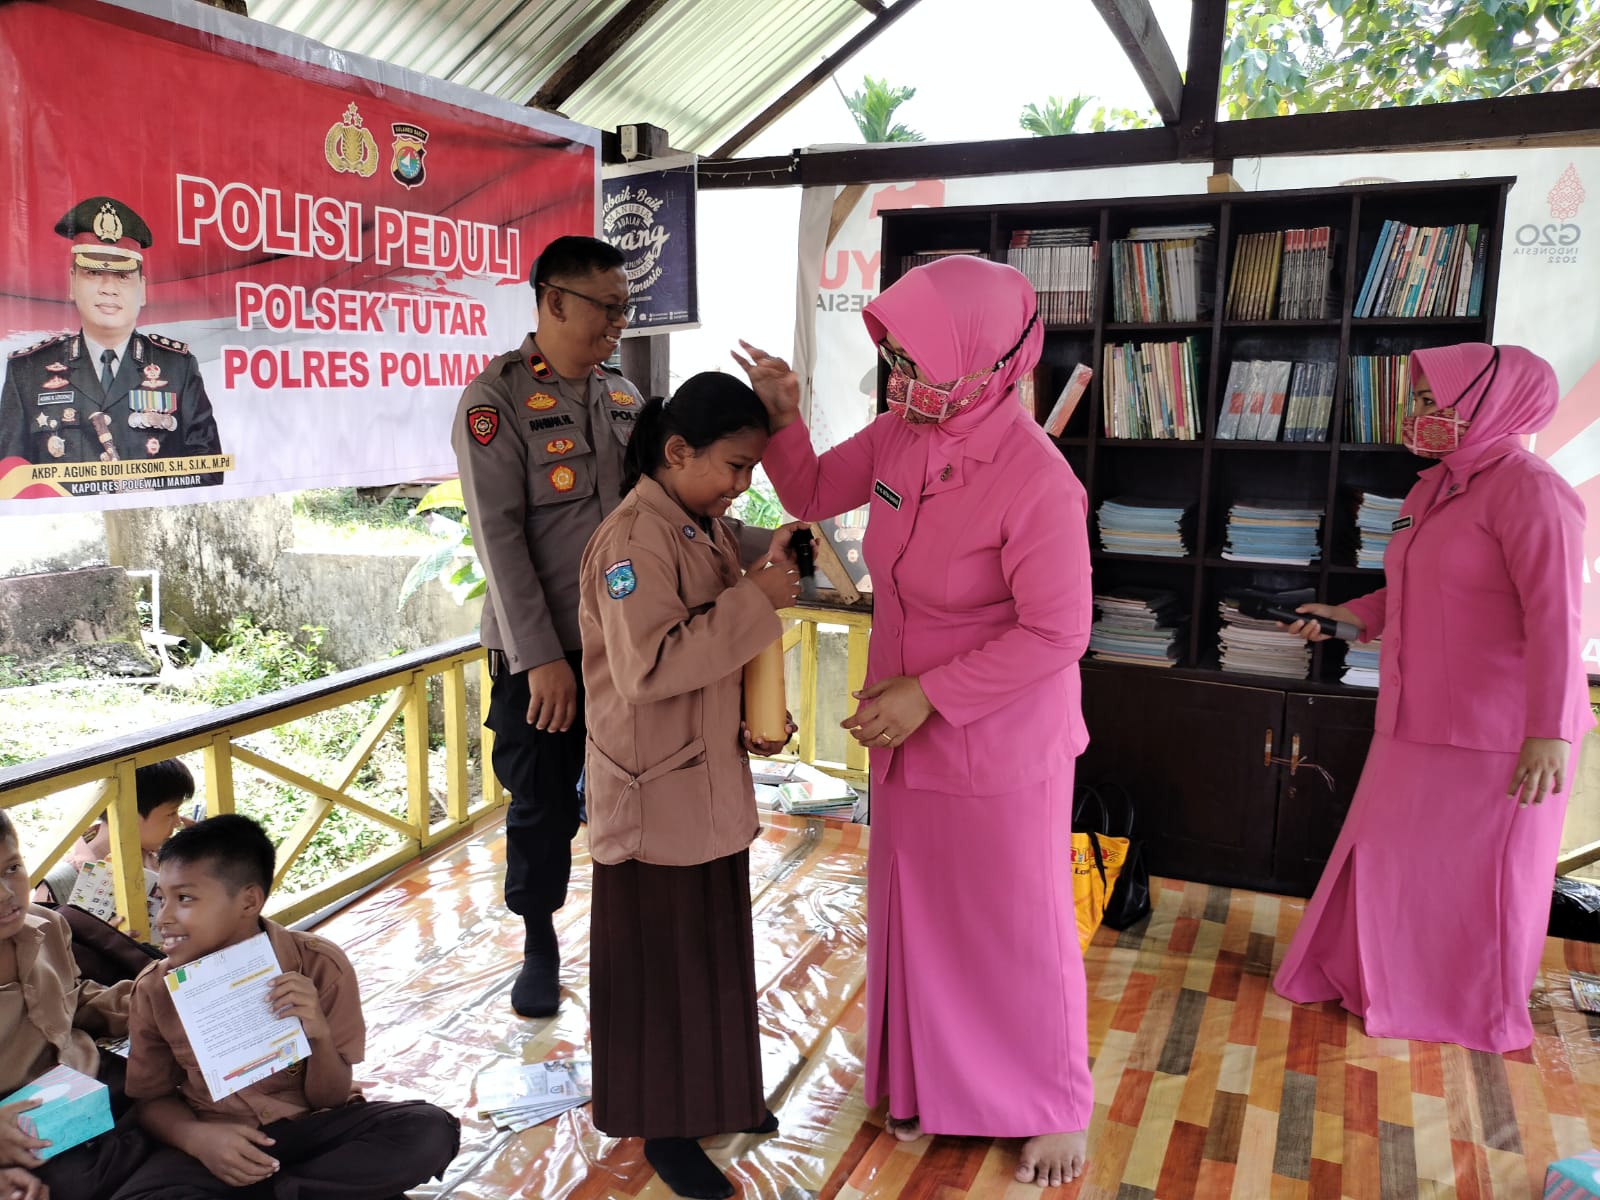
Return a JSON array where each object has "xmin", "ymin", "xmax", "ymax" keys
[
  {"xmin": 485, "ymin": 649, "xmax": 587, "ymax": 917},
  {"xmin": 106, "ymin": 1098, "xmax": 460, "ymax": 1200}
]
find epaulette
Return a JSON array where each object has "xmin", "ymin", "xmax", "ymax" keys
[
  {"xmin": 145, "ymin": 331, "xmax": 190, "ymax": 354},
  {"xmin": 600, "ymin": 362, "xmax": 625, "ymax": 376},
  {"xmin": 8, "ymin": 332, "xmax": 70, "ymax": 359}
]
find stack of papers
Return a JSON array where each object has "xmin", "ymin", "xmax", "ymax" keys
[
  {"xmin": 1223, "ymin": 501, "xmax": 1323, "ymax": 566},
  {"xmin": 1342, "ymin": 638, "xmax": 1381, "ymax": 687},
  {"xmin": 475, "ymin": 1059, "xmax": 593, "ymax": 1132},
  {"xmin": 1089, "ymin": 587, "xmax": 1184, "ymax": 668},
  {"xmin": 1218, "ymin": 592, "xmax": 1313, "ymax": 679},
  {"xmin": 756, "ymin": 760, "xmax": 857, "ymax": 821},
  {"xmin": 1355, "ymin": 493, "xmax": 1404, "ymax": 569},
  {"xmin": 1097, "ymin": 498, "xmax": 1190, "ymax": 557},
  {"xmin": 67, "ymin": 860, "xmax": 161, "ymax": 931}
]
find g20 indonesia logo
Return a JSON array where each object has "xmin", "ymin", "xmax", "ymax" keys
[{"xmin": 1514, "ymin": 164, "xmax": 1585, "ymax": 265}]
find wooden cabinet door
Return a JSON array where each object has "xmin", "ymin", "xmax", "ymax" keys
[
  {"xmin": 1271, "ymin": 691, "xmax": 1377, "ymax": 897},
  {"xmin": 1079, "ymin": 667, "xmax": 1284, "ymax": 890}
]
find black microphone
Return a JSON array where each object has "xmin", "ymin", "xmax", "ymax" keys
[
  {"xmin": 1234, "ymin": 592, "xmax": 1360, "ymax": 640},
  {"xmin": 791, "ymin": 527, "xmax": 816, "ymax": 599}
]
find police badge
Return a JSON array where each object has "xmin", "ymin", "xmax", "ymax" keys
[{"xmin": 390, "ymin": 123, "xmax": 429, "ymax": 189}]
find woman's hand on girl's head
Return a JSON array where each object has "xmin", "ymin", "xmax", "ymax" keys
[
  {"xmin": 731, "ymin": 340, "xmax": 802, "ymax": 429},
  {"xmin": 1509, "ymin": 737, "xmax": 1569, "ymax": 806}
]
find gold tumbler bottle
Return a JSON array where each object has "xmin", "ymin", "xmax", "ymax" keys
[{"xmin": 742, "ymin": 637, "xmax": 787, "ymax": 744}]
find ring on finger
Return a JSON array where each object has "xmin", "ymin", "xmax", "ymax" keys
[{"xmin": 879, "ymin": 730, "xmax": 893, "ymax": 746}]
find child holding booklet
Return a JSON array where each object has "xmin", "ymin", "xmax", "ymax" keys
[
  {"xmin": 113, "ymin": 814, "xmax": 459, "ymax": 1199},
  {"xmin": 0, "ymin": 810, "xmax": 150, "ymax": 1200}
]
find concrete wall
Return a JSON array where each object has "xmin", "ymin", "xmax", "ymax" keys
[{"xmin": 0, "ymin": 565, "xmax": 144, "ymax": 662}]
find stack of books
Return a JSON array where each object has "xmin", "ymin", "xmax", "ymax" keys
[
  {"xmin": 1346, "ymin": 355, "xmax": 1411, "ymax": 443},
  {"xmin": 1355, "ymin": 220, "xmax": 1487, "ymax": 318},
  {"xmin": 1218, "ymin": 591, "xmax": 1314, "ymax": 680},
  {"xmin": 1216, "ymin": 359, "xmax": 1336, "ymax": 442},
  {"xmin": 1223, "ymin": 501, "xmax": 1324, "ymax": 566},
  {"xmin": 1007, "ymin": 227, "xmax": 1098, "ymax": 325},
  {"xmin": 1354, "ymin": 492, "xmax": 1404, "ymax": 568},
  {"xmin": 897, "ymin": 248, "xmax": 990, "ymax": 275},
  {"xmin": 1225, "ymin": 227, "xmax": 1336, "ymax": 320},
  {"xmin": 475, "ymin": 1058, "xmax": 593, "ymax": 1132},
  {"xmin": 1111, "ymin": 224, "xmax": 1216, "ymax": 322},
  {"xmin": 1101, "ymin": 338, "xmax": 1202, "ymax": 439},
  {"xmin": 1088, "ymin": 587, "xmax": 1184, "ymax": 668},
  {"xmin": 1342, "ymin": 638, "xmax": 1382, "ymax": 688},
  {"xmin": 1097, "ymin": 498, "xmax": 1190, "ymax": 557},
  {"xmin": 755, "ymin": 761, "xmax": 857, "ymax": 821}
]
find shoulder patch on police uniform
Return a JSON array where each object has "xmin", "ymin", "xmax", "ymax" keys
[
  {"xmin": 9, "ymin": 333, "xmax": 70, "ymax": 359},
  {"xmin": 466, "ymin": 404, "xmax": 499, "ymax": 445},
  {"xmin": 605, "ymin": 559, "xmax": 637, "ymax": 599},
  {"xmin": 146, "ymin": 331, "xmax": 190, "ymax": 354},
  {"xmin": 526, "ymin": 392, "xmax": 558, "ymax": 411},
  {"xmin": 609, "ymin": 389, "xmax": 637, "ymax": 407}
]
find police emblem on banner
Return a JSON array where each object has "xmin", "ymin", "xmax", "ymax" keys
[
  {"xmin": 390, "ymin": 123, "xmax": 429, "ymax": 189},
  {"xmin": 325, "ymin": 102, "xmax": 379, "ymax": 178},
  {"xmin": 605, "ymin": 559, "xmax": 637, "ymax": 599}
]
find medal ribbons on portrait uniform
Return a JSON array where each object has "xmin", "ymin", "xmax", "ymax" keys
[{"xmin": 127, "ymin": 388, "xmax": 177, "ymax": 431}]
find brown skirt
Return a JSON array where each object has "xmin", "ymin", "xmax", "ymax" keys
[{"xmin": 590, "ymin": 849, "xmax": 766, "ymax": 1138}]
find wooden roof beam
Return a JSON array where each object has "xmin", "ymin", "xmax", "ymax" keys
[
  {"xmin": 710, "ymin": 0, "xmax": 926, "ymax": 158},
  {"xmin": 1091, "ymin": 0, "xmax": 1183, "ymax": 124},
  {"xmin": 530, "ymin": 0, "xmax": 678, "ymax": 111}
]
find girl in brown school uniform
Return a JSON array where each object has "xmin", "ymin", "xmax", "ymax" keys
[{"xmin": 578, "ymin": 371, "xmax": 801, "ymax": 1200}]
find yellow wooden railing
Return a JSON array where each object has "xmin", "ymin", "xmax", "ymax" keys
[
  {"xmin": 0, "ymin": 637, "xmax": 504, "ymax": 940},
  {"xmin": 777, "ymin": 605, "xmax": 872, "ymax": 789}
]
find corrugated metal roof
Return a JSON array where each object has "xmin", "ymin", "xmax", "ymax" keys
[{"xmin": 247, "ymin": 0, "xmax": 873, "ymax": 154}]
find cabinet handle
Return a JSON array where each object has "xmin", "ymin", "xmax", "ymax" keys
[
  {"xmin": 1290, "ymin": 734, "xmax": 1301, "ymax": 774},
  {"xmin": 1263, "ymin": 728, "xmax": 1274, "ymax": 765}
]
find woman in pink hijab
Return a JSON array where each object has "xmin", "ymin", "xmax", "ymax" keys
[
  {"xmin": 1278, "ymin": 342, "xmax": 1592, "ymax": 1052},
  {"xmin": 735, "ymin": 255, "xmax": 1094, "ymax": 1186}
]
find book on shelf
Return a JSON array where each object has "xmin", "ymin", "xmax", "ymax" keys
[
  {"xmin": 898, "ymin": 248, "xmax": 990, "ymax": 275},
  {"xmin": 1218, "ymin": 588, "xmax": 1315, "ymax": 680},
  {"xmin": 1346, "ymin": 355, "xmax": 1411, "ymax": 443},
  {"xmin": 1216, "ymin": 359, "xmax": 1333, "ymax": 442},
  {"xmin": 1043, "ymin": 363, "xmax": 1093, "ymax": 436},
  {"xmin": 1008, "ymin": 227, "xmax": 1097, "ymax": 325},
  {"xmin": 1096, "ymin": 497, "xmax": 1190, "ymax": 557},
  {"xmin": 1089, "ymin": 586, "xmax": 1185, "ymax": 668},
  {"xmin": 1354, "ymin": 220, "xmax": 1485, "ymax": 317},
  {"xmin": 1222, "ymin": 500, "xmax": 1324, "ymax": 566},
  {"xmin": 1101, "ymin": 338, "xmax": 1200, "ymax": 440},
  {"xmin": 1111, "ymin": 224, "xmax": 1216, "ymax": 322},
  {"xmin": 1225, "ymin": 227, "xmax": 1336, "ymax": 321}
]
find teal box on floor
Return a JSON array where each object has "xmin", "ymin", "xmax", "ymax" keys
[
  {"xmin": 0, "ymin": 1064, "xmax": 113, "ymax": 1160},
  {"xmin": 1547, "ymin": 1150, "xmax": 1600, "ymax": 1198}
]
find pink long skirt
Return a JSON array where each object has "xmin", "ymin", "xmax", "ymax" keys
[
  {"xmin": 1274, "ymin": 733, "xmax": 1572, "ymax": 1053},
  {"xmin": 866, "ymin": 756, "xmax": 1094, "ymax": 1136}
]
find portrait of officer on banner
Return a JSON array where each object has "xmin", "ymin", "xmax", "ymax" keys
[{"xmin": 0, "ymin": 196, "xmax": 225, "ymax": 490}]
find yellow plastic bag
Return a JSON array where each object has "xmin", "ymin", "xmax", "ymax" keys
[{"xmin": 1071, "ymin": 830, "xmax": 1130, "ymax": 952}]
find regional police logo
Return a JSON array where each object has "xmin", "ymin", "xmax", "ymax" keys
[
  {"xmin": 325, "ymin": 103, "xmax": 379, "ymax": 178},
  {"xmin": 605, "ymin": 559, "xmax": 637, "ymax": 599},
  {"xmin": 390, "ymin": 123, "xmax": 429, "ymax": 189}
]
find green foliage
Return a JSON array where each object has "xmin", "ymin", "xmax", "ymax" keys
[
  {"xmin": 732, "ymin": 480, "xmax": 786, "ymax": 529},
  {"xmin": 1019, "ymin": 94, "xmax": 1160, "ymax": 136},
  {"xmin": 841, "ymin": 76, "xmax": 925, "ymax": 143},
  {"xmin": 191, "ymin": 617, "xmax": 331, "ymax": 708},
  {"xmin": 1221, "ymin": 0, "xmax": 1600, "ymax": 119},
  {"xmin": 400, "ymin": 480, "xmax": 486, "ymax": 608},
  {"xmin": 293, "ymin": 487, "xmax": 418, "ymax": 531}
]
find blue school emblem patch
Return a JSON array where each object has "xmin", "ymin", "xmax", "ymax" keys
[{"xmin": 605, "ymin": 559, "xmax": 637, "ymax": 599}]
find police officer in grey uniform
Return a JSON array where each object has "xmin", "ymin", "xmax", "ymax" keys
[
  {"xmin": 0, "ymin": 197, "xmax": 223, "ymax": 487},
  {"xmin": 452, "ymin": 236, "xmax": 645, "ymax": 1017}
]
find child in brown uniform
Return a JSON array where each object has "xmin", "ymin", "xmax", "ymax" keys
[{"xmin": 111, "ymin": 815, "xmax": 459, "ymax": 1199}]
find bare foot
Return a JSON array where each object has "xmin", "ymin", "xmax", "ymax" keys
[
  {"xmin": 1015, "ymin": 1130, "xmax": 1087, "ymax": 1188},
  {"xmin": 885, "ymin": 1114, "xmax": 922, "ymax": 1142}
]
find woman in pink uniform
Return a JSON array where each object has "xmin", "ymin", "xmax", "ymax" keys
[
  {"xmin": 734, "ymin": 255, "xmax": 1094, "ymax": 1187},
  {"xmin": 1277, "ymin": 342, "xmax": 1592, "ymax": 1053}
]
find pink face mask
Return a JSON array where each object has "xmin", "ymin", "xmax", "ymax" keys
[{"xmin": 1401, "ymin": 407, "xmax": 1471, "ymax": 457}]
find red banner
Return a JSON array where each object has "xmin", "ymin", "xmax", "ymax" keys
[{"xmin": 0, "ymin": 0, "xmax": 598, "ymax": 509}]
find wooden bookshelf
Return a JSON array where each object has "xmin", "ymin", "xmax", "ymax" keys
[{"xmin": 879, "ymin": 177, "xmax": 1511, "ymax": 895}]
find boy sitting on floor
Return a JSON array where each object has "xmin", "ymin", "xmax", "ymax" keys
[{"xmin": 113, "ymin": 815, "xmax": 459, "ymax": 1199}]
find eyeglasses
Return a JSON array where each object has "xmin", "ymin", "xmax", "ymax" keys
[
  {"xmin": 878, "ymin": 341, "xmax": 918, "ymax": 377},
  {"xmin": 542, "ymin": 284, "xmax": 637, "ymax": 324}
]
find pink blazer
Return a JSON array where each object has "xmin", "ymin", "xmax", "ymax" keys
[
  {"xmin": 763, "ymin": 404, "xmax": 1092, "ymax": 794},
  {"xmin": 1343, "ymin": 443, "xmax": 1593, "ymax": 750}
]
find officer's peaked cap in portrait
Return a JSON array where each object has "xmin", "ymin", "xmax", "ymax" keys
[{"xmin": 55, "ymin": 197, "xmax": 153, "ymax": 273}]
